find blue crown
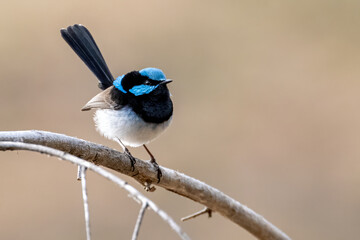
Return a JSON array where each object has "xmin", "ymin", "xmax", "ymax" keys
[{"xmin": 139, "ymin": 68, "xmax": 166, "ymax": 81}]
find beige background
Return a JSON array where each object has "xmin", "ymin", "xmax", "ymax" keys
[{"xmin": 1, "ymin": 0, "xmax": 360, "ymax": 239}]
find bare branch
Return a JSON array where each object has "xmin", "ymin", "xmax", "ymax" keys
[
  {"xmin": 77, "ymin": 165, "xmax": 82, "ymax": 181},
  {"xmin": 132, "ymin": 202, "xmax": 148, "ymax": 240},
  {"xmin": 181, "ymin": 207, "xmax": 212, "ymax": 222},
  {"xmin": 80, "ymin": 166, "xmax": 91, "ymax": 240},
  {"xmin": 0, "ymin": 141, "xmax": 190, "ymax": 240},
  {"xmin": 0, "ymin": 130, "xmax": 291, "ymax": 240}
]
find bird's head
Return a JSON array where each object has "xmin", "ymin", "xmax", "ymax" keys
[{"xmin": 113, "ymin": 68, "xmax": 172, "ymax": 96}]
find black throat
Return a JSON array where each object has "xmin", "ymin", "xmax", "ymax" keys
[{"xmin": 110, "ymin": 85, "xmax": 173, "ymax": 124}]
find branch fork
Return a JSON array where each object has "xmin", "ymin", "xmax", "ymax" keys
[{"xmin": 0, "ymin": 130, "xmax": 291, "ymax": 240}]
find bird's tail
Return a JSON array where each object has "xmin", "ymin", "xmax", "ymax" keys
[{"xmin": 61, "ymin": 24, "xmax": 114, "ymax": 90}]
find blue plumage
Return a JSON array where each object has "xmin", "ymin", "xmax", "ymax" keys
[
  {"xmin": 113, "ymin": 75, "xmax": 127, "ymax": 93},
  {"xmin": 113, "ymin": 68, "xmax": 166, "ymax": 96},
  {"xmin": 129, "ymin": 84, "xmax": 158, "ymax": 96},
  {"xmin": 139, "ymin": 68, "xmax": 166, "ymax": 81}
]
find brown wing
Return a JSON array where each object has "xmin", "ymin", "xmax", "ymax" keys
[{"xmin": 81, "ymin": 86, "xmax": 118, "ymax": 111}]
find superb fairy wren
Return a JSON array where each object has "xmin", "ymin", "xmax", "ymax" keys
[{"xmin": 60, "ymin": 24, "xmax": 173, "ymax": 181}]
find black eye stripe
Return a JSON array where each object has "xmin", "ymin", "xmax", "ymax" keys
[{"xmin": 145, "ymin": 79, "xmax": 161, "ymax": 86}]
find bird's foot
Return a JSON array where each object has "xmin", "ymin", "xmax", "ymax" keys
[
  {"xmin": 150, "ymin": 158, "xmax": 162, "ymax": 183},
  {"xmin": 142, "ymin": 144, "xmax": 161, "ymax": 182},
  {"xmin": 124, "ymin": 148, "xmax": 136, "ymax": 171}
]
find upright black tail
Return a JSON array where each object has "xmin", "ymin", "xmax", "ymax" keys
[{"xmin": 61, "ymin": 24, "xmax": 114, "ymax": 90}]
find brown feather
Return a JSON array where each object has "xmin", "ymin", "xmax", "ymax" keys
[{"xmin": 81, "ymin": 86, "xmax": 117, "ymax": 111}]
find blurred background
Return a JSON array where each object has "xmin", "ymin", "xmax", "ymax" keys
[{"xmin": 1, "ymin": 0, "xmax": 360, "ymax": 239}]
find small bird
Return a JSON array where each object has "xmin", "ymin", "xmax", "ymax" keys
[{"xmin": 60, "ymin": 24, "xmax": 173, "ymax": 181}]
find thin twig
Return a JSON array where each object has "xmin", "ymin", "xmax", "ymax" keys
[
  {"xmin": 77, "ymin": 165, "xmax": 82, "ymax": 180},
  {"xmin": 0, "ymin": 141, "xmax": 190, "ymax": 240},
  {"xmin": 132, "ymin": 202, "xmax": 148, "ymax": 240},
  {"xmin": 181, "ymin": 208, "xmax": 212, "ymax": 222},
  {"xmin": 0, "ymin": 130, "xmax": 291, "ymax": 240},
  {"xmin": 80, "ymin": 166, "xmax": 91, "ymax": 240}
]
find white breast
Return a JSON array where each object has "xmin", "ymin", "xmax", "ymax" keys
[{"xmin": 94, "ymin": 107, "xmax": 172, "ymax": 147}]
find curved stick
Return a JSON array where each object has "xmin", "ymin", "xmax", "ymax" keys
[
  {"xmin": 0, "ymin": 141, "xmax": 189, "ymax": 240},
  {"xmin": 0, "ymin": 130, "xmax": 290, "ymax": 240}
]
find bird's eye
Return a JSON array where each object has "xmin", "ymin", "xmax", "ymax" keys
[{"xmin": 144, "ymin": 80, "xmax": 150, "ymax": 85}]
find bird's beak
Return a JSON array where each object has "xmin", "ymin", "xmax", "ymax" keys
[{"xmin": 159, "ymin": 79, "xmax": 173, "ymax": 85}]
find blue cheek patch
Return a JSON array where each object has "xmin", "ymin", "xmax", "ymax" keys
[
  {"xmin": 113, "ymin": 75, "xmax": 127, "ymax": 93},
  {"xmin": 129, "ymin": 84, "xmax": 158, "ymax": 96},
  {"xmin": 139, "ymin": 68, "xmax": 166, "ymax": 81}
]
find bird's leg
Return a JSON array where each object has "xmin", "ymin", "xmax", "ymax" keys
[
  {"xmin": 143, "ymin": 144, "xmax": 162, "ymax": 183},
  {"xmin": 115, "ymin": 138, "xmax": 136, "ymax": 171}
]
